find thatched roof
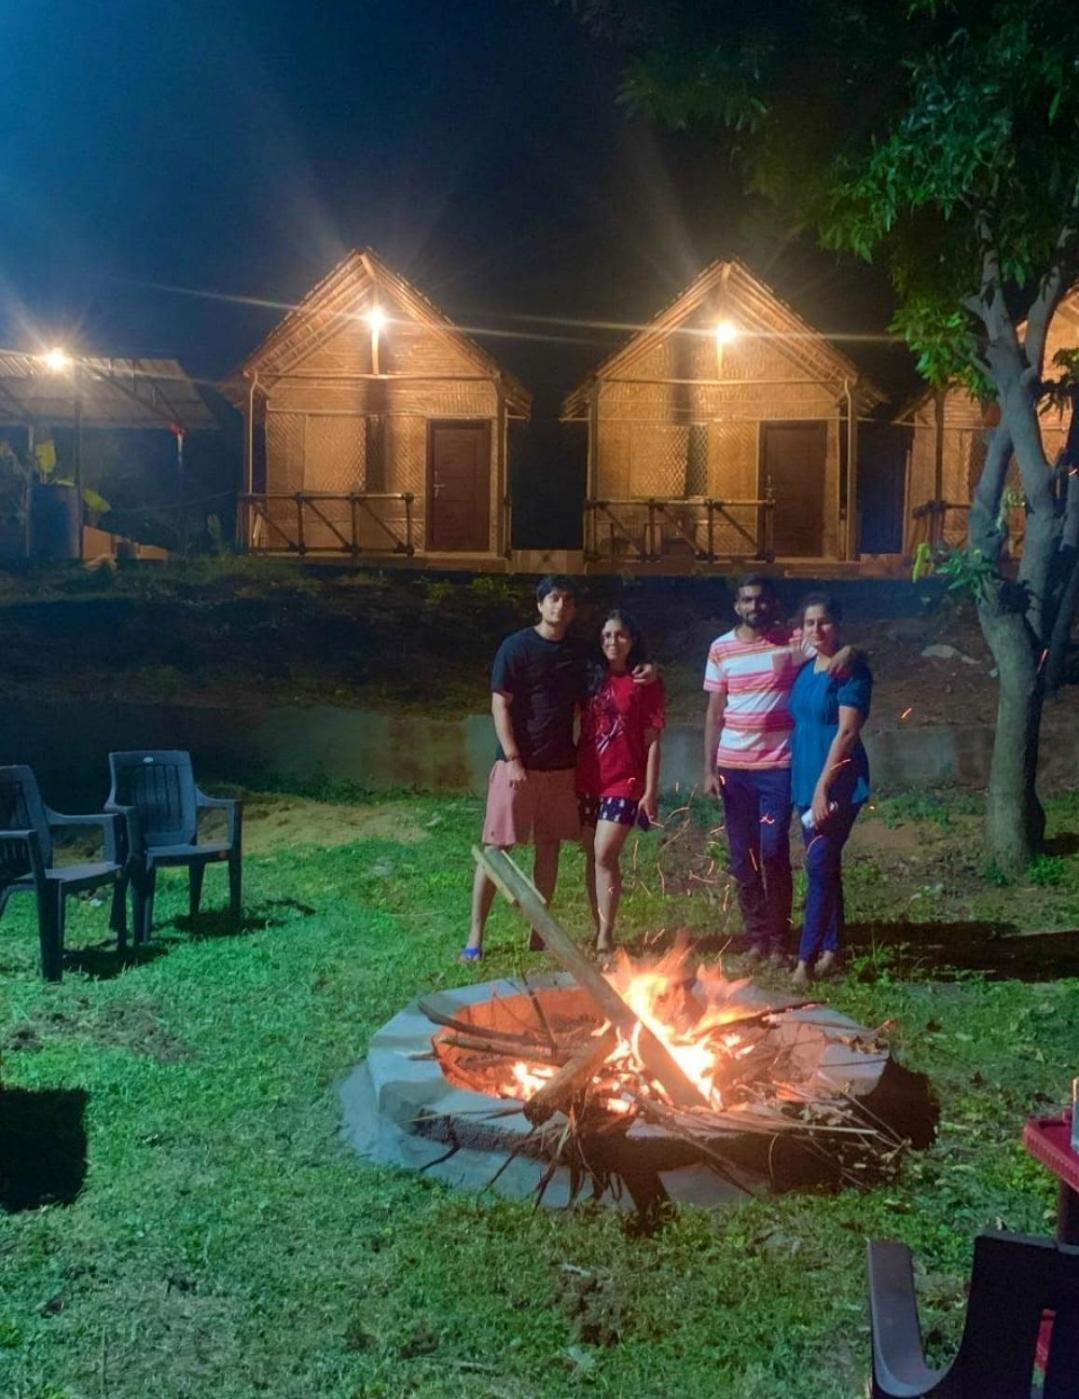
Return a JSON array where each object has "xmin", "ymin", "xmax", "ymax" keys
[
  {"xmin": 561, "ymin": 258, "xmax": 886, "ymax": 418},
  {"xmin": 0, "ymin": 355, "xmax": 216, "ymax": 432},
  {"xmin": 235, "ymin": 248, "xmax": 531, "ymax": 416}
]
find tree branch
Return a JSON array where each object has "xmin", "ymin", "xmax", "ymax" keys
[
  {"xmin": 968, "ymin": 422, "xmax": 1012, "ymax": 565},
  {"xmin": 972, "ymin": 216, "xmax": 1010, "ymax": 343},
  {"xmin": 1023, "ymin": 232, "xmax": 1074, "ymax": 380}
]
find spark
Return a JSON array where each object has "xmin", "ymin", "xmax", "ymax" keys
[
  {"xmin": 749, "ymin": 849, "xmax": 758, "ymax": 872},
  {"xmin": 759, "ymin": 814, "xmax": 776, "ymax": 825},
  {"xmin": 899, "ymin": 707, "xmax": 913, "ymax": 721},
  {"xmin": 1037, "ymin": 648, "xmax": 1049, "ymax": 672}
]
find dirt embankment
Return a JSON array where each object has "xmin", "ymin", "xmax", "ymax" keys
[{"xmin": 0, "ymin": 566, "xmax": 1074, "ymax": 739}]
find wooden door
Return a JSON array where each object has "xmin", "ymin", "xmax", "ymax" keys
[
  {"xmin": 760, "ymin": 422, "xmax": 827, "ymax": 557},
  {"xmin": 427, "ymin": 421, "xmax": 491, "ymax": 552}
]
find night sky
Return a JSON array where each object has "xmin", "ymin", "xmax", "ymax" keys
[{"xmin": 1, "ymin": 1, "xmax": 906, "ymax": 417}]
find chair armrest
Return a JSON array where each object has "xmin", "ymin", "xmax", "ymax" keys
[
  {"xmin": 866, "ymin": 1241, "xmax": 949, "ymax": 1397},
  {"xmin": 0, "ymin": 828, "xmax": 46, "ymax": 881},
  {"xmin": 105, "ymin": 802, "xmax": 144, "ymax": 859},
  {"xmin": 45, "ymin": 809, "xmax": 126, "ymax": 864},
  {"xmin": 196, "ymin": 790, "xmax": 242, "ymax": 846}
]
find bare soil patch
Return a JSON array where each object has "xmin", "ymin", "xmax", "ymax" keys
[{"xmin": 241, "ymin": 794, "xmax": 430, "ymax": 854}]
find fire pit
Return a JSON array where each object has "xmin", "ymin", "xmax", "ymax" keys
[{"xmin": 340, "ymin": 949, "xmax": 935, "ymax": 1210}]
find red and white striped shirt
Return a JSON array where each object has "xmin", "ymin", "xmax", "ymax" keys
[{"xmin": 703, "ymin": 627, "xmax": 811, "ymax": 770}]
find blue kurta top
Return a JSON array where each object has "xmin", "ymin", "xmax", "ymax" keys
[{"xmin": 789, "ymin": 658, "xmax": 872, "ymax": 808}]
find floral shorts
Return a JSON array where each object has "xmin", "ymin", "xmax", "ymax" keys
[{"xmin": 578, "ymin": 794, "xmax": 640, "ymax": 828}]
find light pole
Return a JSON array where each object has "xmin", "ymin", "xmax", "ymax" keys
[{"xmin": 41, "ymin": 347, "xmax": 83, "ymax": 560}]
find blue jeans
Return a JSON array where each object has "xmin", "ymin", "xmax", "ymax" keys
[
  {"xmin": 797, "ymin": 801, "xmax": 862, "ymax": 963},
  {"xmin": 718, "ymin": 767, "xmax": 792, "ymax": 954}
]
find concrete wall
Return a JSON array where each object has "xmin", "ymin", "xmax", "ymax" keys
[{"xmin": 2, "ymin": 700, "xmax": 1075, "ymax": 808}]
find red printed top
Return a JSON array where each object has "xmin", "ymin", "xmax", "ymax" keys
[{"xmin": 576, "ymin": 673, "xmax": 666, "ymax": 799}]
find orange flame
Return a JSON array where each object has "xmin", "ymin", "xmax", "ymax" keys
[{"xmin": 504, "ymin": 942, "xmax": 751, "ymax": 1111}]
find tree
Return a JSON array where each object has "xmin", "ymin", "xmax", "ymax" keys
[{"xmin": 572, "ymin": 0, "xmax": 1079, "ymax": 873}]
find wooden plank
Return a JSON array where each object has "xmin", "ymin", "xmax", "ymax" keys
[{"xmin": 472, "ymin": 847, "xmax": 709, "ymax": 1110}]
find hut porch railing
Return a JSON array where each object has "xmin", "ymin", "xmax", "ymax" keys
[
  {"xmin": 909, "ymin": 499, "xmax": 971, "ymax": 551},
  {"xmin": 584, "ymin": 496, "xmax": 774, "ymax": 564},
  {"xmin": 909, "ymin": 497, "xmax": 1029, "ymax": 557},
  {"xmin": 241, "ymin": 492, "xmax": 415, "ymax": 557}
]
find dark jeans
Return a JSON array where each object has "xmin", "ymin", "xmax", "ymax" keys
[
  {"xmin": 797, "ymin": 801, "xmax": 863, "ymax": 963},
  {"xmin": 718, "ymin": 766, "xmax": 792, "ymax": 954}
]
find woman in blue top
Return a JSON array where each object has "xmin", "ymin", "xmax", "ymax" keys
[{"xmin": 789, "ymin": 593, "xmax": 872, "ymax": 986}]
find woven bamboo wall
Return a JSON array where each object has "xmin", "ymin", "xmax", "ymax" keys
[
  {"xmin": 591, "ymin": 313, "xmax": 843, "ymax": 555},
  {"xmin": 259, "ymin": 300, "xmax": 501, "ymax": 552}
]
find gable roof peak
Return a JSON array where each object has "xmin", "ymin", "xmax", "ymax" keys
[
  {"xmin": 561, "ymin": 256, "xmax": 883, "ymax": 416},
  {"xmin": 237, "ymin": 247, "xmax": 530, "ymax": 412}
]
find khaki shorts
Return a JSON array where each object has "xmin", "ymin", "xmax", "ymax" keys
[{"xmin": 481, "ymin": 762, "xmax": 580, "ymax": 848}]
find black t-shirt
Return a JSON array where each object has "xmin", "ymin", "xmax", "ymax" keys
[{"xmin": 491, "ymin": 627, "xmax": 587, "ymax": 771}]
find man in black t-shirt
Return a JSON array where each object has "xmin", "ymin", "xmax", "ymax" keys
[{"xmin": 461, "ymin": 575, "xmax": 586, "ymax": 961}]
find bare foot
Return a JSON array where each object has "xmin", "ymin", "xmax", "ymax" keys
[
  {"xmin": 816, "ymin": 951, "xmax": 839, "ymax": 978},
  {"xmin": 791, "ymin": 960, "xmax": 811, "ymax": 987}
]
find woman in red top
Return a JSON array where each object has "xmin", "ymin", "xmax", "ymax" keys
[{"xmin": 577, "ymin": 610, "xmax": 666, "ymax": 953}]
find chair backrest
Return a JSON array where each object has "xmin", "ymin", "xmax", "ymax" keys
[
  {"xmin": 0, "ymin": 764, "xmax": 52, "ymax": 869},
  {"xmin": 108, "ymin": 751, "xmax": 198, "ymax": 848},
  {"xmin": 955, "ymin": 1232, "xmax": 1079, "ymax": 1396}
]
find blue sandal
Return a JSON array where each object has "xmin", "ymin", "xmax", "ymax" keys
[{"xmin": 458, "ymin": 947, "xmax": 483, "ymax": 964}]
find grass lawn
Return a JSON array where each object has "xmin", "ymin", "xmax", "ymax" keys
[{"xmin": 2, "ymin": 787, "xmax": 1079, "ymax": 1398}]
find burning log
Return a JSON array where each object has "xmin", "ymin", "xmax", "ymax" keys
[
  {"xmin": 523, "ymin": 1027, "xmax": 620, "ymax": 1126},
  {"xmin": 472, "ymin": 847, "xmax": 710, "ymax": 1111}
]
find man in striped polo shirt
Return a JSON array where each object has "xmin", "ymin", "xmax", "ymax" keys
[{"xmin": 702, "ymin": 575, "xmax": 849, "ymax": 962}]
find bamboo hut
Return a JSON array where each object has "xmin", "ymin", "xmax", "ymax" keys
[
  {"xmin": 561, "ymin": 260, "xmax": 885, "ymax": 571},
  {"xmin": 235, "ymin": 249, "xmax": 531, "ymax": 564},
  {"xmin": 898, "ymin": 288, "xmax": 1079, "ymax": 554}
]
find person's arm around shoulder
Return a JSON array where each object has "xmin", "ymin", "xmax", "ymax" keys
[{"xmin": 822, "ymin": 643, "xmax": 867, "ymax": 679}]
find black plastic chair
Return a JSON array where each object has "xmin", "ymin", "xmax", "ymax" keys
[
  {"xmin": 0, "ymin": 765, "xmax": 127, "ymax": 981},
  {"xmin": 867, "ymin": 1231, "xmax": 1079, "ymax": 1397},
  {"xmin": 106, "ymin": 751, "xmax": 243, "ymax": 944}
]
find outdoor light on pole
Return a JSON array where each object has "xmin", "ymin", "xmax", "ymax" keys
[
  {"xmin": 41, "ymin": 346, "xmax": 83, "ymax": 560},
  {"xmin": 366, "ymin": 304, "xmax": 387, "ymax": 375},
  {"xmin": 42, "ymin": 347, "xmax": 73, "ymax": 373}
]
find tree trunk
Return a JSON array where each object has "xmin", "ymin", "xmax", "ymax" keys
[
  {"xmin": 979, "ymin": 602, "xmax": 1045, "ymax": 874},
  {"xmin": 968, "ymin": 405, "xmax": 1048, "ymax": 875}
]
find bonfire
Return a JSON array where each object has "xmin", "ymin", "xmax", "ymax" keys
[{"xmin": 420, "ymin": 850, "xmax": 926, "ymax": 1208}]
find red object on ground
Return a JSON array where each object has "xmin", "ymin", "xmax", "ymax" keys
[{"xmin": 1022, "ymin": 1111, "xmax": 1079, "ymax": 1375}]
